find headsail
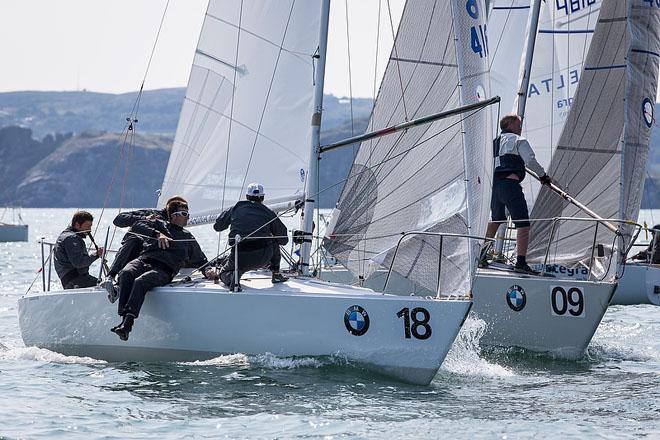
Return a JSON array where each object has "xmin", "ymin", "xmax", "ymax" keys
[
  {"xmin": 158, "ymin": 0, "xmax": 322, "ymax": 224},
  {"xmin": 324, "ymin": 0, "xmax": 492, "ymax": 295},
  {"xmin": 516, "ymin": 0, "xmax": 600, "ymax": 207},
  {"xmin": 527, "ymin": 0, "xmax": 660, "ymax": 278}
]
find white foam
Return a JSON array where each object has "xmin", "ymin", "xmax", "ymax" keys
[
  {"xmin": 179, "ymin": 352, "xmax": 323, "ymax": 369},
  {"xmin": 441, "ymin": 317, "xmax": 514, "ymax": 377},
  {"xmin": 1, "ymin": 346, "xmax": 106, "ymax": 365}
]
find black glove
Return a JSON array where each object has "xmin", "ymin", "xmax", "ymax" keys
[{"xmin": 539, "ymin": 174, "xmax": 552, "ymax": 185}]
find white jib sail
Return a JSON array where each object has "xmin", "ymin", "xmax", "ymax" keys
[
  {"xmin": 527, "ymin": 0, "xmax": 660, "ymax": 279},
  {"xmin": 516, "ymin": 0, "xmax": 600, "ymax": 208},
  {"xmin": 158, "ymin": 0, "xmax": 322, "ymax": 224},
  {"xmin": 324, "ymin": 0, "xmax": 492, "ymax": 296}
]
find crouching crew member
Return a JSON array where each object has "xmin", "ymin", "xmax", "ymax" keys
[
  {"xmin": 631, "ymin": 224, "xmax": 660, "ymax": 264},
  {"xmin": 100, "ymin": 195, "xmax": 186, "ymax": 302},
  {"xmin": 485, "ymin": 114, "xmax": 552, "ymax": 275},
  {"xmin": 111, "ymin": 200, "xmax": 217, "ymax": 341},
  {"xmin": 54, "ymin": 210, "xmax": 105, "ymax": 289},
  {"xmin": 214, "ymin": 183, "xmax": 289, "ymax": 289}
]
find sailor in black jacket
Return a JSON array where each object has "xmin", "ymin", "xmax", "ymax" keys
[
  {"xmin": 214, "ymin": 183, "xmax": 289, "ymax": 289},
  {"xmin": 53, "ymin": 211, "xmax": 105, "ymax": 289},
  {"xmin": 111, "ymin": 200, "xmax": 217, "ymax": 341}
]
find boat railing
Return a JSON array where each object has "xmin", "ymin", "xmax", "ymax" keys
[
  {"xmin": 384, "ymin": 231, "xmax": 494, "ymax": 298},
  {"xmin": 490, "ymin": 216, "xmax": 643, "ymax": 281}
]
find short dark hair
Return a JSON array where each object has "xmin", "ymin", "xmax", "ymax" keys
[
  {"xmin": 500, "ymin": 114, "xmax": 521, "ymax": 132},
  {"xmin": 246, "ymin": 195, "xmax": 264, "ymax": 203},
  {"xmin": 165, "ymin": 195, "xmax": 187, "ymax": 208},
  {"xmin": 167, "ymin": 201, "xmax": 189, "ymax": 218},
  {"xmin": 71, "ymin": 210, "xmax": 93, "ymax": 228}
]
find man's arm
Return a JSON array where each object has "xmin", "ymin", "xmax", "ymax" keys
[
  {"xmin": 213, "ymin": 208, "xmax": 232, "ymax": 232},
  {"xmin": 271, "ymin": 216, "xmax": 289, "ymax": 246},
  {"xmin": 63, "ymin": 236, "xmax": 98, "ymax": 270},
  {"xmin": 516, "ymin": 138, "xmax": 546, "ymax": 178},
  {"xmin": 113, "ymin": 209, "xmax": 160, "ymax": 228},
  {"xmin": 130, "ymin": 220, "xmax": 167, "ymax": 239}
]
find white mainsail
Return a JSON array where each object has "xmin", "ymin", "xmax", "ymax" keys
[
  {"xmin": 158, "ymin": 0, "xmax": 322, "ymax": 224},
  {"xmin": 527, "ymin": 0, "xmax": 660, "ymax": 278},
  {"xmin": 516, "ymin": 0, "xmax": 600, "ymax": 207},
  {"xmin": 324, "ymin": 0, "xmax": 492, "ymax": 296}
]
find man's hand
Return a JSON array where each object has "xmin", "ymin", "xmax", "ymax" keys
[
  {"xmin": 204, "ymin": 267, "xmax": 218, "ymax": 279},
  {"xmin": 96, "ymin": 247, "xmax": 105, "ymax": 258},
  {"xmin": 147, "ymin": 213, "xmax": 159, "ymax": 220},
  {"xmin": 157, "ymin": 233, "xmax": 172, "ymax": 249},
  {"xmin": 539, "ymin": 174, "xmax": 552, "ymax": 186}
]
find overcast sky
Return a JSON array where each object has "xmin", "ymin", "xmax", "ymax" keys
[{"xmin": 0, "ymin": 0, "xmax": 403, "ymax": 98}]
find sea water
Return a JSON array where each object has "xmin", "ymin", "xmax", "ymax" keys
[{"xmin": 0, "ymin": 209, "xmax": 658, "ymax": 439}]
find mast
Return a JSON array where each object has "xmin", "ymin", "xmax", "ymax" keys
[
  {"xmin": 300, "ymin": 0, "xmax": 331, "ymax": 276},
  {"xmin": 516, "ymin": 0, "xmax": 542, "ymax": 118}
]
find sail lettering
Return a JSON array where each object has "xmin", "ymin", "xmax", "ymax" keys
[
  {"xmin": 527, "ymin": 69, "xmax": 579, "ymax": 97},
  {"xmin": 556, "ymin": 0, "xmax": 597, "ymax": 15}
]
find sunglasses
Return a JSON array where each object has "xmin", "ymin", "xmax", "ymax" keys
[{"xmin": 172, "ymin": 211, "xmax": 189, "ymax": 218}]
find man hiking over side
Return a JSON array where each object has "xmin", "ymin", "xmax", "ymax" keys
[
  {"xmin": 110, "ymin": 199, "xmax": 217, "ymax": 341},
  {"xmin": 214, "ymin": 183, "xmax": 289, "ymax": 290},
  {"xmin": 99, "ymin": 195, "xmax": 186, "ymax": 302},
  {"xmin": 484, "ymin": 114, "xmax": 552, "ymax": 275}
]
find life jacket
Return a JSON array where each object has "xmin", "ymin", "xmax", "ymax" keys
[{"xmin": 493, "ymin": 131, "xmax": 526, "ymax": 181}]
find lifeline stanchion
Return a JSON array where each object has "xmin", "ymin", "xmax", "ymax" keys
[
  {"xmin": 98, "ymin": 226, "xmax": 110, "ymax": 282},
  {"xmin": 233, "ymin": 234, "xmax": 241, "ymax": 292}
]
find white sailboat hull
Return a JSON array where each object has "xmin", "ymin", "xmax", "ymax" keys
[
  {"xmin": 472, "ymin": 269, "xmax": 615, "ymax": 358},
  {"xmin": 0, "ymin": 224, "xmax": 28, "ymax": 242},
  {"xmin": 18, "ymin": 276, "xmax": 471, "ymax": 385},
  {"xmin": 611, "ymin": 263, "xmax": 660, "ymax": 306}
]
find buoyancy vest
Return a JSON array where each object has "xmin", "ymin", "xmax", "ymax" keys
[{"xmin": 493, "ymin": 131, "xmax": 526, "ymax": 181}]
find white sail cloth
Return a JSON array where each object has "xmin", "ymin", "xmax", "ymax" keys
[
  {"xmin": 324, "ymin": 0, "xmax": 492, "ymax": 296},
  {"xmin": 158, "ymin": 0, "xmax": 322, "ymax": 224},
  {"xmin": 527, "ymin": 0, "xmax": 660, "ymax": 279}
]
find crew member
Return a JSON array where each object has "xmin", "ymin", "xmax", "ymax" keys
[
  {"xmin": 631, "ymin": 224, "xmax": 660, "ymax": 264},
  {"xmin": 111, "ymin": 200, "xmax": 217, "ymax": 341},
  {"xmin": 214, "ymin": 183, "xmax": 289, "ymax": 289},
  {"xmin": 99, "ymin": 195, "xmax": 186, "ymax": 302},
  {"xmin": 484, "ymin": 114, "xmax": 552, "ymax": 275},
  {"xmin": 53, "ymin": 211, "xmax": 105, "ymax": 289}
]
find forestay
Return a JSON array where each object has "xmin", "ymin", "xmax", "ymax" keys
[
  {"xmin": 158, "ymin": 0, "xmax": 322, "ymax": 224},
  {"xmin": 516, "ymin": 0, "xmax": 600, "ymax": 208},
  {"xmin": 527, "ymin": 0, "xmax": 660, "ymax": 279},
  {"xmin": 324, "ymin": 0, "xmax": 492, "ymax": 296}
]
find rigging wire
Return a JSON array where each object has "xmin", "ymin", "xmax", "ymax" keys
[{"xmin": 386, "ymin": 0, "xmax": 409, "ymax": 121}]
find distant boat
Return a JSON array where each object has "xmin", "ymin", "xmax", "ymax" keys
[{"xmin": 0, "ymin": 208, "xmax": 28, "ymax": 242}]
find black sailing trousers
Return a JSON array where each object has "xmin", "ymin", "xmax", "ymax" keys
[
  {"xmin": 219, "ymin": 242, "xmax": 280, "ymax": 287},
  {"xmin": 109, "ymin": 235, "xmax": 144, "ymax": 277},
  {"xmin": 117, "ymin": 257, "xmax": 172, "ymax": 318}
]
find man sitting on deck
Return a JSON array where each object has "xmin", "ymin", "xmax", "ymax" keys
[
  {"xmin": 53, "ymin": 211, "xmax": 105, "ymax": 289},
  {"xmin": 99, "ymin": 195, "xmax": 186, "ymax": 302},
  {"xmin": 631, "ymin": 224, "xmax": 660, "ymax": 264},
  {"xmin": 111, "ymin": 200, "xmax": 217, "ymax": 341},
  {"xmin": 213, "ymin": 183, "xmax": 289, "ymax": 290}
]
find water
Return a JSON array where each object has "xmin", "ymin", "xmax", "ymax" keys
[{"xmin": 1, "ymin": 209, "xmax": 658, "ymax": 438}]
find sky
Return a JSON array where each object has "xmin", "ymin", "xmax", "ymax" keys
[{"xmin": 0, "ymin": 0, "xmax": 404, "ymax": 98}]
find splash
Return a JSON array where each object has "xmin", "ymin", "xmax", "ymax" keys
[
  {"xmin": 180, "ymin": 352, "xmax": 324, "ymax": 369},
  {"xmin": 441, "ymin": 317, "xmax": 514, "ymax": 377},
  {"xmin": 0, "ymin": 346, "xmax": 106, "ymax": 365}
]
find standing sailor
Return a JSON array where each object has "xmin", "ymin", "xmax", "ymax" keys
[
  {"xmin": 111, "ymin": 200, "xmax": 217, "ymax": 341},
  {"xmin": 53, "ymin": 210, "xmax": 105, "ymax": 289},
  {"xmin": 484, "ymin": 114, "xmax": 552, "ymax": 274},
  {"xmin": 99, "ymin": 195, "xmax": 186, "ymax": 301},
  {"xmin": 214, "ymin": 183, "xmax": 289, "ymax": 289}
]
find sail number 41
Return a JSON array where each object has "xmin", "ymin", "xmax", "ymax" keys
[
  {"xmin": 466, "ymin": 0, "xmax": 488, "ymax": 58},
  {"xmin": 396, "ymin": 307, "xmax": 432, "ymax": 340}
]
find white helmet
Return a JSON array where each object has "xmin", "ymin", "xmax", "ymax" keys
[{"xmin": 246, "ymin": 182, "xmax": 265, "ymax": 197}]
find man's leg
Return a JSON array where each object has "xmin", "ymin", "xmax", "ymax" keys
[
  {"xmin": 501, "ymin": 180, "xmax": 536, "ymax": 274},
  {"xmin": 65, "ymin": 273, "xmax": 98, "ymax": 289},
  {"xmin": 108, "ymin": 235, "xmax": 144, "ymax": 278},
  {"xmin": 117, "ymin": 258, "xmax": 146, "ymax": 316},
  {"xmin": 269, "ymin": 242, "xmax": 288, "ymax": 283}
]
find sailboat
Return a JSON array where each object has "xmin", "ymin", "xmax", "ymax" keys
[
  {"xmin": 18, "ymin": 0, "xmax": 497, "ymax": 385},
  {"xmin": 0, "ymin": 207, "xmax": 28, "ymax": 242},
  {"xmin": 472, "ymin": 0, "xmax": 660, "ymax": 356}
]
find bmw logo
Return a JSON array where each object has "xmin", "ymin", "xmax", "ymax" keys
[
  {"xmin": 642, "ymin": 97, "xmax": 654, "ymax": 128},
  {"xmin": 344, "ymin": 305, "xmax": 370, "ymax": 336},
  {"xmin": 506, "ymin": 285, "xmax": 526, "ymax": 312}
]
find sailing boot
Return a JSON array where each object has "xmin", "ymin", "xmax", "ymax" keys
[
  {"xmin": 111, "ymin": 314, "xmax": 135, "ymax": 341},
  {"xmin": 100, "ymin": 276, "xmax": 118, "ymax": 303},
  {"xmin": 514, "ymin": 256, "xmax": 540, "ymax": 275},
  {"xmin": 271, "ymin": 272, "xmax": 289, "ymax": 283}
]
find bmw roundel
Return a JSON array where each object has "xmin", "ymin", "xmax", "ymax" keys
[
  {"xmin": 344, "ymin": 305, "xmax": 370, "ymax": 336},
  {"xmin": 506, "ymin": 285, "xmax": 526, "ymax": 312},
  {"xmin": 642, "ymin": 97, "xmax": 654, "ymax": 128}
]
